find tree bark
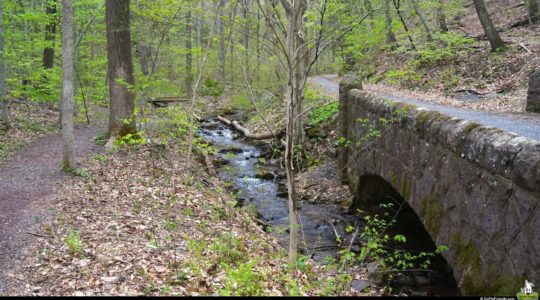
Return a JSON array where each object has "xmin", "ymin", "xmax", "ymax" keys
[
  {"xmin": 472, "ymin": 0, "xmax": 505, "ymax": 51},
  {"xmin": 528, "ymin": 0, "xmax": 539, "ymax": 23},
  {"xmin": 281, "ymin": 0, "xmax": 308, "ymax": 265},
  {"xmin": 241, "ymin": 0, "xmax": 251, "ymax": 84},
  {"xmin": 363, "ymin": 0, "xmax": 373, "ymax": 31},
  {"xmin": 61, "ymin": 0, "xmax": 75, "ymax": 170},
  {"xmin": 384, "ymin": 0, "xmax": 398, "ymax": 49},
  {"xmin": 437, "ymin": 0, "xmax": 449, "ymax": 32},
  {"xmin": 138, "ymin": 44, "xmax": 151, "ymax": 76},
  {"xmin": 217, "ymin": 116, "xmax": 284, "ymax": 139},
  {"xmin": 185, "ymin": 9, "xmax": 193, "ymax": 98},
  {"xmin": 0, "ymin": 0, "xmax": 7, "ymax": 128},
  {"xmin": 392, "ymin": 0, "xmax": 416, "ymax": 50},
  {"xmin": 218, "ymin": 0, "xmax": 226, "ymax": 81},
  {"xmin": 105, "ymin": 0, "xmax": 136, "ymax": 138},
  {"xmin": 43, "ymin": 0, "xmax": 58, "ymax": 69},
  {"xmin": 411, "ymin": 0, "xmax": 432, "ymax": 41}
]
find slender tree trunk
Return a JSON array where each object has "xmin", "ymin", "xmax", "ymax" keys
[
  {"xmin": 281, "ymin": 0, "xmax": 307, "ymax": 265},
  {"xmin": 384, "ymin": 0, "xmax": 398, "ymax": 49},
  {"xmin": 138, "ymin": 44, "xmax": 150, "ymax": 76},
  {"xmin": 363, "ymin": 0, "xmax": 372, "ymax": 31},
  {"xmin": 186, "ymin": 10, "xmax": 218, "ymax": 170},
  {"xmin": 392, "ymin": 0, "xmax": 416, "ymax": 50},
  {"xmin": 195, "ymin": 3, "xmax": 201, "ymax": 70},
  {"xmin": 411, "ymin": 0, "xmax": 432, "ymax": 41},
  {"xmin": 528, "ymin": 0, "xmax": 539, "ymax": 23},
  {"xmin": 185, "ymin": 10, "xmax": 193, "ymax": 98},
  {"xmin": 255, "ymin": 3, "xmax": 262, "ymax": 84},
  {"xmin": 0, "ymin": 0, "xmax": 7, "ymax": 128},
  {"xmin": 218, "ymin": 0, "xmax": 226, "ymax": 81},
  {"xmin": 472, "ymin": 0, "xmax": 505, "ymax": 51},
  {"xmin": 105, "ymin": 0, "xmax": 136, "ymax": 138},
  {"xmin": 61, "ymin": 0, "xmax": 74, "ymax": 170},
  {"xmin": 227, "ymin": 2, "xmax": 238, "ymax": 90},
  {"xmin": 241, "ymin": 0, "xmax": 251, "ymax": 84},
  {"xmin": 437, "ymin": 0, "xmax": 448, "ymax": 32},
  {"xmin": 43, "ymin": 0, "xmax": 57, "ymax": 69}
]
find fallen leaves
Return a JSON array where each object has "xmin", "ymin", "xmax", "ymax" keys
[{"xmin": 2, "ymin": 138, "xmax": 365, "ymax": 296}]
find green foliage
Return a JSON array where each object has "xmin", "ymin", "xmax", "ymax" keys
[
  {"xmin": 385, "ymin": 69, "xmax": 421, "ymax": 86},
  {"xmin": 230, "ymin": 93, "xmax": 253, "ymax": 110},
  {"xmin": 412, "ymin": 32, "xmax": 478, "ymax": 69},
  {"xmin": 220, "ymin": 259, "xmax": 265, "ymax": 296},
  {"xmin": 199, "ymin": 77, "xmax": 224, "ymax": 97},
  {"xmin": 94, "ymin": 132, "xmax": 108, "ymax": 146},
  {"xmin": 308, "ymin": 102, "xmax": 338, "ymax": 126},
  {"xmin": 293, "ymin": 144, "xmax": 320, "ymax": 170},
  {"xmin": 93, "ymin": 154, "xmax": 108, "ymax": 163},
  {"xmin": 64, "ymin": 167, "xmax": 91, "ymax": 179},
  {"xmin": 209, "ymin": 233, "xmax": 247, "ymax": 266},
  {"xmin": 357, "ymin": 203, "xmax": 448, "ymax": 284},
  {"xmin": 304, "ymin": 86, "xmax": 327, "ymax": 104},
  {"xmin": 64, "ymin": 229, "xmax": 83, "ymax": 256},
  {"xmin": 114, "ymin": 132, "xmax": 146, "ymax": 148}
]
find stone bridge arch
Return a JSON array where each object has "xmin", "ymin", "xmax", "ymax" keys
[{"xmin": 338, "ymin": 74, "xmax": 540, "ymax": 295}]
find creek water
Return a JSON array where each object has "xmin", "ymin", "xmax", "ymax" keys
[{"xmin": 198, "ymin": 118, "xmax": 460, "ymax": 296}]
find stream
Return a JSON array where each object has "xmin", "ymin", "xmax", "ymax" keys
[{"xmin": 198, "ymin": 117, "xmax": 460, "ymax": 296}]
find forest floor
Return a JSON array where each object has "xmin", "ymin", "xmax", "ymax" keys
[
  {"xmin": 335, "ymin": 0, "xmax": 540, "ymax": 114},
  {"xmin": 0, "ymin": 103, "xmax": 374, "ymax": 296}
]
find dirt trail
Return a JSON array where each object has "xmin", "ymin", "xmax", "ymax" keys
[{"xmin": 0, "ymin": 125, "xmax": 103, "ymax": 293}]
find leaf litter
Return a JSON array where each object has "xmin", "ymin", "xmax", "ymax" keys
[{"xmin": 3, "ymin": 133, "xmax": 373, "ymax": 296}]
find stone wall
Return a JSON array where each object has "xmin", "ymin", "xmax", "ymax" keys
[{"xmin": 338, "ymin": 76, "xmax": 539, "ymax": 295}]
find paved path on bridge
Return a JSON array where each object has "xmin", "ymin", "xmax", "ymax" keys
[{"xmin": 310, "ymin": 75, "xmax": 540, "ymax": 142}]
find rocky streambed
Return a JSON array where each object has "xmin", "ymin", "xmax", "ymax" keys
[{"xmin": 198, "ymin": 117, "xmax": 460, "ymax": 296}]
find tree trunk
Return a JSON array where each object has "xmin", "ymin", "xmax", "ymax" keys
[
  {"xmin": 384, "ymin": 0, "xmax": 398, "ymax": 49},
  {"xmin": 528, "ymin": 0, "xmax": 539, "ymax": 23},
  {"xmin": 138, "ymin": 44, "xmax": 151, "ymax": 76},
  {"xmin": 255, "ymin": 3, "xmax": 262, "ymax": 84},
  {"xmin": 281, "ymin": 0, "xmax": 308, "ymax": 265},
  {"xmin": 185, "ymin": 10, "xmax": 193, "ymax": 98},
  {"xmin": 392, "ymin": 0, "xmax": 416, "ymax": 50},
  {"xmin": 195, "ymin": 3, "xmax": 201, "ymax": 70},
  {"xmin": 472, "ymin": 0, "xmax": 505, "ymax": 51},
  {"xmin": 0, "ymin": 0, "xmax": 7, "ymax": 128},
  {"xmin": 241, "ymin": 0, "xmax": 251, "ymax": 84},
  {"xmin": 105, "ymin": 0, "xmax": 136, "ymax": 138},
  {"xmin": 61, "ymin": 0, "xmax": 74, "ymax": 170},
  {"xmin": 437, "ymin": 0, "xmax": 449, "ymax": 32},
  {"xmin": 43, "ymin": 0, "xmax": 57, "ymax": 69},
  {"xmin": 411, "ymin": 0, "xmax": 432, "ymax": 41},
  {"xmin": 218, "ymin": 0, "xmax": 226, "ymax": 81},
  {"xmin": 363, "ymin": 0, "xmax": 373, "ymax": 31},
  {"xmin": 228, "ymin": 3, "xmax": 238, "ymax": 90}
]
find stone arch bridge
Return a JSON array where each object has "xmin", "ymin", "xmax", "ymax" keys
[{"xmin": 336, "ymin": 74, "xmax": 539, "ymax": 295}]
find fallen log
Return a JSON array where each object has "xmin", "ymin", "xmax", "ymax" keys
[{"xmin": 216, "ymin": 115, "xmax": 284, "ymax": 140}]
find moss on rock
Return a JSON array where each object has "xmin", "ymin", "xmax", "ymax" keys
[{"xmin": 420, "ymin": 195, "xmax": 444, "ymax": 237}]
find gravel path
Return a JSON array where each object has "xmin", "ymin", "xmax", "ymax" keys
[
  {"xmin": 0, "ymin": 125, "xmax": 103, "ymax": 293},
  {"xmin": 310, "ymin": 75, "xmax": 540, "ymax": 142}
]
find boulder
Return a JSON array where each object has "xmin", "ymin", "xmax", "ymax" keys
[
  {"xmin": 255, "ymin": 171, "xmax": 275, "ymax": 180},
  {"xmin": 351, "ymin": 279, "xmax": 371, "ymax": 292},
  {"xmin": 526, "ymin": 69, "xmax": 540, "ymax": 112}
]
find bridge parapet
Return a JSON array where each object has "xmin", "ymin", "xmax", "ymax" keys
[{"xmin": 338, "ymin": 75, "xmax": 539, "ymax": 295}]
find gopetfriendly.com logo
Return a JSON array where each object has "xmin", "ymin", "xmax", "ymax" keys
[{"xmin": 516, "ymin": 280, "xmax": 538, "ymax": 300}]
